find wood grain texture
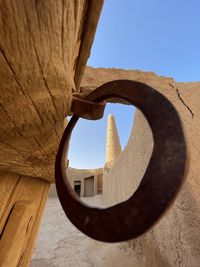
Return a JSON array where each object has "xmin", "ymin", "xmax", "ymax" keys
[
  {"xmin": 0, "ymin": 173, "xmax": 50, "ymax": 267},
  {"xmin": 20, "ymin": 180, "xmax": 50, "ymax": 267},
  {"xmin": 0, "ymin": 0, "xmax": 103, "ymax": 182},
  {"xmin": 0, "ymin": 2, "xmax": 103, "ymax": 266},
  {"xmin": 74, "ymin": 0, "xmax": 104, "ymax": 89},
  {"xmin": 0, "ymin": 201, "xmax": 35, "ymax": 267}
]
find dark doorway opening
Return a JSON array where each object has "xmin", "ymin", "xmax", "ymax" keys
[
  {"xmin": 97, "ymin": 174, "xmax": 103, "ymax": 194},
  {"xmin": 74, "ymin": 181, "xmax": 81, "ymax": 196}
]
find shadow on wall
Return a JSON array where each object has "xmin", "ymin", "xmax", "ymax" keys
[
  {"xmin": 102, "ymin": 110, "xmax": 154, "ymax": 207},
  {"xmin": 119, "ymin": 178, "xmax": 200, "ymax": 267}
]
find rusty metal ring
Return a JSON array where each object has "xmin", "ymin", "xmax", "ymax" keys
[{"xmin": 55, "ymin": 80, "xmax": 187, "ymax": 242}]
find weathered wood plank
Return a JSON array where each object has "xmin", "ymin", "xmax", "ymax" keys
[
  {"xmin": 0, "ymin": 173, "xmax": 50, "ymax": 267},
  {"xmin": 0, "ymin": 201, "xmax": 35, "ymax": 267},
  {"xmin": 74, "ymin": 1, "xmax": 104, "ymax": 89}
]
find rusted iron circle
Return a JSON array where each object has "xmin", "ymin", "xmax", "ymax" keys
[{"xmin": 55, "ymin": 80, "xmax": 187, "ymax": 242}]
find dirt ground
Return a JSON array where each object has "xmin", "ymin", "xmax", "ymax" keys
[{"xmin": 31, "ymin": 195, "xmax": 136, "ymax": 267}]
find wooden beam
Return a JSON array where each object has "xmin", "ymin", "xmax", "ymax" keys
[
  {"xmin": 74, "ymin": 0, "xmax": 104, "ymax": 89},
  {"xmin": 0, "ymin": 173, "xmax": 50, "ymax": 267}
]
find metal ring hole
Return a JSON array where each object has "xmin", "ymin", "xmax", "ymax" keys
[{"xmin": 66, "ymin": 102, "xmax": 154, "ymax": 209}]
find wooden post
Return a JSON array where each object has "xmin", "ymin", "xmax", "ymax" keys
[{"xmin": 0, "ymin": 1, "xmax": 103, "ymax": 266}]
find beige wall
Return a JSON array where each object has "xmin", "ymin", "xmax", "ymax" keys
[
  {"xmin": 102, "ymin": 75, "xmax": 200, "ymax": 266},
  {"xmin": 49, "ymin": 167, "xmax": 103, "ymax": 198},
  {"xmin": 103, "ymin": 110, "xmax": 153, "ymax": 206}
]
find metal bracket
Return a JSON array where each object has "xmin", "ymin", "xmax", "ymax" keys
[{"xmin": 71, "ymin": 95, "xmax": 106, "ymax": 120}]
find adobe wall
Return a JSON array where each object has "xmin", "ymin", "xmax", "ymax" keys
[
  {"xmin": 67, "ymin": 167, "xmax": 103, "ymax": 197},
  {"xmin": 103, "ymin": 110, "xmax": 153, "ymax": 206},
  {"xmin": 93, "ymin": 67, "xmax": 200, "ymax": 266}
]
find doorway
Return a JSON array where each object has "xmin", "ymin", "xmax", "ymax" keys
[
  {"xmin": 74, "ymin": 181, "xmax": 81, "ymax": 196},
  {"xmin": 84, "ymin": 176, "xmax": 94, "ymax": 197}
]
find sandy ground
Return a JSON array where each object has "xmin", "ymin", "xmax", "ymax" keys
[{"xmin": 30, "ymin": 195, "xmax": 136, "ymax": 267}]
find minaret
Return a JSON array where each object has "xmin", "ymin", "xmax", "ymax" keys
[{"xmin": 105, "ymin": 114, "xmax": 121, "ymax": 169}]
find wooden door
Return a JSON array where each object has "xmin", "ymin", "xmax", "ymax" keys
[{"xmin": 84, "ymin": 176, "xmax": 94, "ymax": 197}]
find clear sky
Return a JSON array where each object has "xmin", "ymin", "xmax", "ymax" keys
[
  {"xmin": 68, "ymin": 104, "xmax": 134, "ymax": 169},
  {"xmin": 88, "ymin": 0, "xmax": 200, "ymax": 82},
  {"xmin": 68, "ymin": 0, "xmax": 200, "ymax": 169}
]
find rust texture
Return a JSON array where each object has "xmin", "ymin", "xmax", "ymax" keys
[
  {"xmin": 55, "ymin": 80, "xmax": 187, "ymax": 242},
  {"xmin": 71, "ymin": 96, "xmax": 105, "ymax": 120}
]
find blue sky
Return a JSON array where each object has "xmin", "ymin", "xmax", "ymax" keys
[
  {"xmin": 88, "ymin": 0, "xmax": 200, "ymax": 82},
  {"xmin": 68, "ymin": 0, "xmax": 200, "ymax": 169},
  {"xmin": 68, "ymin": 104, "xmax": 134, "ymax": 169}
]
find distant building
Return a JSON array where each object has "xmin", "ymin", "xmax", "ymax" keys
[
  {"xmin": 104, "ymin": 114, "xmax": 122, "ymax": 171},
  {"xmin": 49, "ymin": 114, "xmax": 122, "ymax": 198},
  {"xmin": 67, "ymin": 168, "xmax": 103, "ymax": 197},
  {"xmin": 67, "ymin": 114, "xmax": 121, "ymax": 197}
]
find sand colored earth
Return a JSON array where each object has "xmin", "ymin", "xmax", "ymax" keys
[{"xmin": 31, "ymin": 195, "xmax": 138, "ymax": 267}]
